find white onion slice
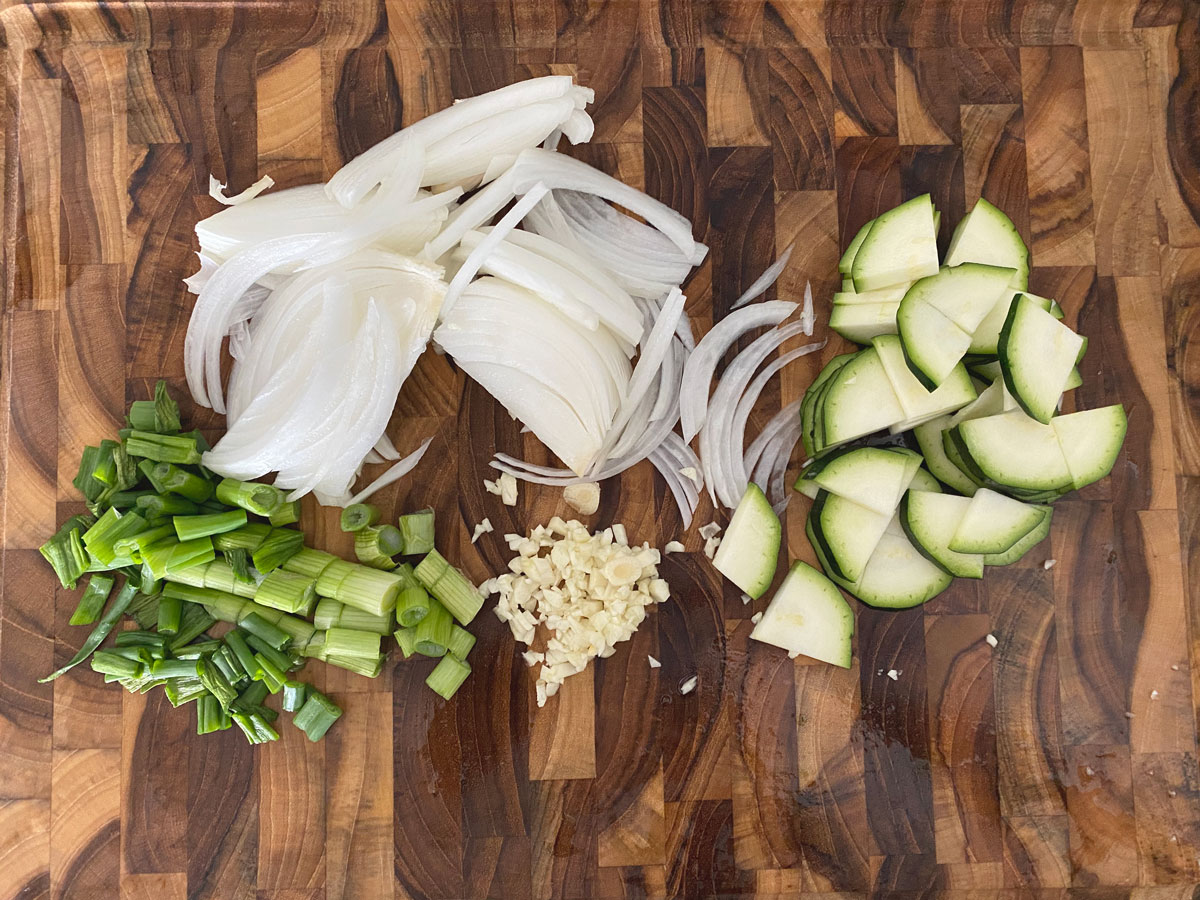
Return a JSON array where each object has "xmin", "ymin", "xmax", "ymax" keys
[
  {"xmin": 346, "ymin": 437, "xmax": 434, "ymax": 505},
  {"xmin": 730, "ymin": 244, "xmax": 793, "ymax": 310},
  {"xmin": 799, "ymin": 280, "xmax": 814, "ymax": 336},
  {"xmin": 649, "ymin": 445, "xmax": 697, "ymax": 529},
  {"xmin": 750, "ymin": 416, "xmax": 804, "ymax": 514},
  {"xmin": 441, "ymin": 182, "xmax": 549, "ymax": 316},
  {"xmin": 209, "ymin": 173, "xmax": 274, "ymax": 206},
  {"xmin": 678, "ymin": 300, "xmax": 798, "ymax": 442},
  {"xmin": 374, "ymin": 432, "xmax": 400, "ymax": 461},
  {"xmin": 743, "ymin": 399, "xmax": 804, "ymax": 482}
]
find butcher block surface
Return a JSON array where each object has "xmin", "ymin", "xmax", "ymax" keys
[{"xmin": 2, "ymin": 0, "xmax": 1200, "ymax": 897}]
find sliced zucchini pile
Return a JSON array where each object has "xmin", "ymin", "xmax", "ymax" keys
[{"xmin": 779, "ymin": 194, "xmax": 1127, "ymax": 620}]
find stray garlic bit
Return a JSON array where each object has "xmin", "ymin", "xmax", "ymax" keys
[
  {"xmin": 985, "ymin": 633, "xmax": 998, "ymax": 648},
  {"xmin": 886, "ymin": 669, "xmax": 899, "ymax": 681},
  {"xmin": 1043, "ymin": 558, "xmax": 1057, "ymax": 570},
  {"xmin": 499, "ymin": 473, "xmax": 518, "ymax": 506},
  {"xmin": 664, "ymin": 540, "xmax": 685, "ymax": 554},
  {"xmin": 679, "ymin": 675, "xmax": 698, "ymax": 695},
  {"xmin": 471, "ymin": 518, "xmax": 494, "ymax": 544},
  {"xmin": 750, "ymin": 612, "xmax": 763, "ymax": 625},
  {"xmin": 648, "ymin": 655, "xmax": 661, "ymax": 669},
  {"xmin": 563, "ymin": 482, "xmax": 600, "ymax": 515}
]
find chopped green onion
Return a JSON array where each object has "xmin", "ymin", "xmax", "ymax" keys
[
  {"xmin": 165, "ymin": 677, "xmax": 207, "ymax": 707},
  {"xmin": 293, "ymin": 690, "xmax": 342, "ymax": 741},
  {"xmin": 324, "ymin": 626, "xmax": 382, "ymax": 660},
  {"xmin": 40, "ymin": 517, "xmax": 91, "ymax": 589},
  {"xmin": 168, "ymin": 604, "xmax": 216, "ymax": 650},
  {"xmin": 232, "ymin": 711, "xmax": 279, "ymax": 744},
  {"xmin": 413, "ymin": 599, "xmax": 452, "ymax": 657},
  {"xmin": 210, "ymin": 646, "xmax": 243, "ymax": 686},
  {"xmin": 201, "ymin": 559, "xmax": 258, "ymax": 598},
  {"xmin": 90, "ymin": 439, "xmax": 119, "ymax": 486},
  {"xmin": 73, "ymin": 446, "xmax": 105, "ymax": 503},
  {"xmin": 394, "ymin": 566, "xmax": 431, "ymax": 628},
  {"xmin": 224, "ymin": 548, "xmax": 255, "ymax": 584},
  {"xmin": 282, "ymin": 548, "xmax": 337, "ymax": 580},
  {"xmin": 334, "ymin": 566, "xmax": 403, "ymax": 616},
  {"xmin": 354, "ymin": 525, "xmax": 402, "ymax": 570},
  {"xmin": 213, "ymin": 522, "xmax": 272, "ymax": 552},
  {"xmin": 325, "ymin": 654, "xmax": 383, "ymax": 678},
  {"xmin": 151, "ymin": 463, "xmax": 214, "ymax": 502},
  {"xmin": 166, "ymin": 537, "xmax": 215, "ymax": 573},
  {"xmin": 397, "ymin": 508, "xmax": 436, "ymax": 556},
  {"xmin": 141, "ymin": 539, "xmax": 178, "ymax": 580},
  {"xmin": 239, "ymin": 612, "xmax": 291, "ymax": 651},
  {"xmin": 83, "ymin": 508, "xmax": 147, "ymax": 567},
  {"xmin": 173, "ymin": 639, "xmax": 222, "ymax": 659},
  {"xmin": 125, "ymin": 591, "xmax": 161, "ymax": 629},
  {"xmin": 315, "ymin": 559, "xmax": 357, "ymax": 597},
  {"xmin": 150, "ymin": 657, "xmax": 200, "ymax": 679},
  {"xmin": 254, "ymin": 653, "xmax": 286, "ymax": 692},
  {"xmin": 197, "ymin": 657, "xmax": 238, "ymax": 710},
  {"xmin": 137, "ymin": 492, "xmax": 200, "ymax": 518},
  {"xmin": 106, "ymin": 489, "xmax": 156, "ymax": 510},
  {"xmin": 165, "ymin": 561, "xmax": 209, "ymax": 588},
  {"xmin": 224, "ymin": 630, "xmax": 261, "ymax": 680},
  {"xmin": 414, "ymin": 550, "xmax": 483, "ymax": 625},
  {"xmin": 132, "ymin": 524, "xmax": 175, "ymax": 553},
  {"xmin": 312, "ymin": 597, "xmax": 393, "ymax": 635},
  {"xmin": 426, "ymin": 654, "xmax": 471, "ymax": 700},
  {"xmin": 251, "ymin": 528, "xmax": 304, "ymax": 574},
  {"xmin": 268, "ymin": 501, "xmax": 301, "ymax": 526},
  {"xmin": 157, "ymin": 595, "xmax": 182, "ymax": 635},
  {"xmin": 125, "ymin": 430, "xmax": 201, "ymax": 464},
  {"xmin": 215, "ymin": 478, "xmax": 284, "ymax": 516},
  {"xmin": 110, "ymin": 644, "xmax": 155, "ymax": 665},
  {"xmin": 70, "ymin": 574, "xmax": 115, "ymax": 625},
  {"xmin": 40, "ymin": 581, "xmax": 138, "ymax": 682},
  {"xmin": 281, "ymin": 681, "xmax": 308, "ymax": 712},
  {"xmin": 340, "ymin": 503, "xmax": 380, "ymax": 532},
  {"xmin": 235, "ymin": 680, "xmax": 271, "ymax": 713},
  {"xmin": 447, "ymin": 625, "xmax": 477, "ymax": 660},
  {"xmin": 91, "ymin": 650, "xmax": 142, "ymax": 680},
  {"xmin": 394, "ymin": 627, "xmax": 417, "ymax": 659},
  {"xmin": 172, "ymin": 509, "xmax": 246, "ymax": 542},
  {"xmin": 196, "ymin": 694, "xmax": 229, "ymax": 734},
  {"xmin": 114, "ymin": 630, "xmax": 167, "ymax": 651},
  {"xmin": 154, "ymin": 380, "xmax": 182, "ymax": 432},
  {"xmin": 245, "ymin": 634, "xmax": 296, "ymax": 674},
  {"xmin": 254, "ymin": 569, "xmax": 317, "ymax": 616},
  {"xmin": 126, "ymin": 400, "xmax": 157, "ymax": 433}
]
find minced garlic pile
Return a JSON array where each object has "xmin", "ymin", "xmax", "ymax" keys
[{"xmin": 482, "ymin": 516, "xmax": 670, "ymax": 707}]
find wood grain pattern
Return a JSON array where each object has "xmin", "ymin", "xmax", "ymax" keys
[{"xmin": 2, "ymin": 1, "xmax": 1198, "ymax": 897}]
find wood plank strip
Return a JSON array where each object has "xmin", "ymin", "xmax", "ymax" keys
[
  {"xmin": 767, "ymin": 45, "xmax": 835, "ymax": 192},
  {"xmin": 959, "ymin": 104, "xmax": 1031, "ymax": 248},
  {"xmin": 1161, "ymin": 247, "xmax": 1200, "ymax": 478},
  {"xmin": 762, "ymin": 0, "xmax": 827, "ymax": 47},
  {"xmin": 831, "ymin": 48, "xmax": 896, "ymax": 138},
  {"xmin": 1001, "ymin": 815, "xmax": 1071, "ymax": 887},
  {"xmin": 642, "ymin": 85, "xmax": 709, "ymax": 243},
  {"xmin": 663, "ymin": 799, "xmax": 754, "ymax": 898},
  {"xmin": 576, "ymin": 44, "xmax": 642, "ymax": 144},
  {"xmin": 596, "ymin": 761, "xmax": 666, "ymax": 868},
  {"xmin": 57, "ymin": 264, "xmax": 124, "ymax": 500},
  {"xmin": 121, "ymin": 689, "xmax": 189, "ymax": 874},
  {"xmin": 955, "ymin": 47, "xmax": 1022, "ymax": 105},
  {"xmin": 3, "ymin": 310, "xmax": 57, "ymax": 547},
  {"xmin": 0, "ymin": 799, "xmax": 50, "ymax": 900},
  {"xmin": 704, "ymin": 44, "xmax": 770, "ymax": 147},
  {"xmin": 707, "ymin": 145, "xmax": 775, "ymax": 324},
  {"xmin": 121, "ymin": 873, "xmax": 187, "ymax": 900},
  {"xmin": 325, "ymin": 692, "xmax": 394, "ymax": 900},
  {"xmin": 1020, "ymin": 45, "xmax": 1097, "ymax": 267},
  {"xmin": 858, "ymin": 607, "xmax": 936, "ymax": 858},
  {"xmin": 833, "ymin": 135, "xmax": 901, "ymax": 249},
  {"xmin": 187, "ymin": 727, "xmax": 257, "ymax": 900},
  {"xmin": 895, "ymin": 49, "xmax": 958, "ymax": 146},
  {"xmin": 257, "ymin": 707, "xmax": 325, "ymax": 891},
  {"xmin": 1131, "ymin": 751, "xmax": 1200, "ymax": 883},
  {"xmin": 256, "ymin": 49, "xmax": 321, "ymax": 161},
  {"xmin": 1083, "ymin": 49, "xmax": 1160, "ymax": 277},
  {"xmin": 51, "ymin": 748, "xmax": 121, "ymax": 899},
  {"xmin": 463, "ymin": 835, "xmax": 533, "ymax": 900},
  {"xmin": 15, "ymin": 77, "xmax": 62, "ymax": 308},
  {"xmin": 52, "ymin": 572, "xmax": 121, "ymax": 751},
  {"xmin": 900, "ymin": 144, "xmax": 965, "ymax": 259},
  {"xmin": 924, "ymin": 615, "xmax": 1002, "ymax": 866},
  {"xmin": 1064, "ymin": 744, "xmax": 1139, "ymax": 885}
]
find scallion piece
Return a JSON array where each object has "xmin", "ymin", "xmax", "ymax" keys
[
  {"xmin": 215, "ymin": 478, "xmax": 284, "ymax": 517},
  {"xmin": 165, "ymin": 677, "xmax": 207, "ymax": 707},
  {"xmin": 281, "ymin": 681, "xmax": 308, "ymax": 712},
  {"xmin": 165, "ymin": 561, "xmax": 210, "ymax": 588},
  {"xmin": 447, "ymin": 625, "xmax": 477, "ymax": 660},
  {"xmin": 151, "ymin": 462, "xmax": 214, "ymax": 502},
  {"xmin": 202, "ymin": 559, "xmax": 258, "ymax": 599},
  {"xmin": 127, "ymin": 399, "xmax": 157, "ymax": 433},
  {"xmin": 125, "ymin": 430, "xmax": 201, "ymax": 464},
  {"xmin": 110, "ymin": 644, "xmax": 155, "ymax": 665},
  {"xmin": 245, "ymin": 634, "xmax": 296, "ymax": 674},
  {"xmin": 324, "ymin": 654, "xmax": 383, "ymax": 678},
  {"xmin": 333, "ymin": 566, "xmax": 403, "ymax": 616},
  {"xmin": 254, "ymin": 569, "xmax": 316, "ymax": 616},
  {"xmin": 90, "ymin": 439, "xmax": 119, "ymax": 486},
  {"xmin": 315, "ymin": 559, "xmax": 356, "ymax": 597},
  {"xmin": 324, "ymin": 626, "xmax": 382, "ymax": 661},
  {"xmin": 69, "ymin": 574, "xmax": 115, "ymax": 625},
  {"xmin": 154, "ymin": 379, "xmax": 182, "ymax": 432},
  {"xmin": 196, "ymin": 694, "xmax": 227, "ymax": 733},
  {"xmin": 426, "ymin": 653, "xmax": 471, "ymax": 700},
  {"xmin": 268, "ymin": 501, "xmax": 301, "ymax": 526},
  {"xmin": 394, "ymin": 627, "xmax": 417, "ymax": 659},
  {"xmin": 413, "ymin": 550, "xmax": 483, "ymax": 625},
  {"xmin": 394, "ymin": 565, "xmax": 431, "ymax": 627},
  {"xmin": 239, "ymin": 612, "xmax": 291, "ymax": 651},
  {"xmin": 40, "ymin": 517, "xmax": 92, "ymax": 589},
  {"xmin": 91, "ymin": 650, "xmax": 142, "ymax": 680},
  {"xmin": 213, "ymin": 522, "xmax": 271, "ymax": 552},
  {"xmin": 232, "ymin": 711, "xmax": 279, "ymax": 744},
  {"xmin": 111, "ymin": 444, "xmax": 140, "ymax": 491},
  {"xmin": 157, "ymin": 594, "xmax": 183, "ymax": 635},
  {"xmin": 312, "ymin": 597, "xmax": 393, "ymax": 635},
  {"xmin": 173, "ymin": 509, "xmax": 246, "ymax": 542},
  {"xmin": 224, "ymin": 548, "xmax": 256, "ymax": 585},
  {"xmin": 83, "ymin": 508, "xmax": 147, "ymax": 567},
  {"xmin": 282, "ymin": 548, "xmax": 337, "ymax": 580},
  {"xmin": 106, "ymin": 489, "xmax": 155, "ymax": 510},
  {"xmin": 40, "ymin": 581, "xmax": 138, "ymax": 682},
  {"xmin": 397, "ymin": 508, "xmax": 436, "ymax": 556},
  {"xmin": 413, "ymin": 599, "xmax": 452, "ymax": 657},
  {"xmin": 251, "ymin": 528, "xmax": 304, "ymax": 574},
  {"xmin": 137, "ymin": 492, "xmax": 201, "ymax": 518},
  {"xmin": 114, "ymin": 630, "xmax": 167, "ymax": 651},
  {"xmin": 235, "ymin": 680, "xmax": 271, "ymax": 713},
  {"xmin": 125, "ymin": 591, "xmax": 161, "ymax": 629},
  {"xmin": 354, "ymin": 525, "xmax": 402, "ymax": 570},
  {"xmin": 173, "ymin": 639, "xmax": 222, "ymax": 659},
  {"xmin": 340, "ymin": 503, "xmax": 380, "ymax": 532},
  {"xmin": 73, "ymin": 446, "xmax": 105, "ymax": 503},
  {"xmin": 254, "ymin": 654, "xmax": 286, "ymax": 692},
  {"xmin": 197, "ymin": 657, "xmax": 238, "ymax": 710},
  {"xmin": 132, "ymin": 524, "xmax": 175, "ymax": 553},
  {"xmin": 210, "ymin": 646, "xmax": 243, "ymax": 686},
  {"xmin": 168, "ymin": 604, "xmax": 216, "ymax": 650},
  {"xmin": 293, "ymin": 690, "xmax": 342, "ymax": 741},
  {"xmin": 141, "ymin": 539, "xmax": 178, "ymax": 580},
  {"xmin": 150, "ymin": 657, "xmax": 200, "ymax": 679},
  {"xmin": 224, "ymin": 630, "xmax": 261, "ymax": 680},
  {"xmin": 166, "ymin": 537, "xmax": 215, "ymax": 573}
]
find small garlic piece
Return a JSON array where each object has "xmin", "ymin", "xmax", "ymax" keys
[
  {"xmin": 499, "ymin": 473, "xmax": 518, "ymax": 506},
  {"xmin": 664, "ymin": 540, "xmax": 685, "ymax": 554},
  {"xmin": 679, "ymin": 675, "xmax": 698, "ymax": 695},
  {"xmin": 563, "ymin": 482, "xmax": 600, "ymax": 515},
  {"xmin": 648, "ymin": 655, "xmax": 661, "ymax": 669},
  {"xmin": 471, "ymin": 518, "xmax": 494, "ymax": 543}
]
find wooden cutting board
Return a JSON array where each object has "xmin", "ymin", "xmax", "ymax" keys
[{"xmin": 2, "ymin": 1, "xmax": 1198, "ymax": 897}]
